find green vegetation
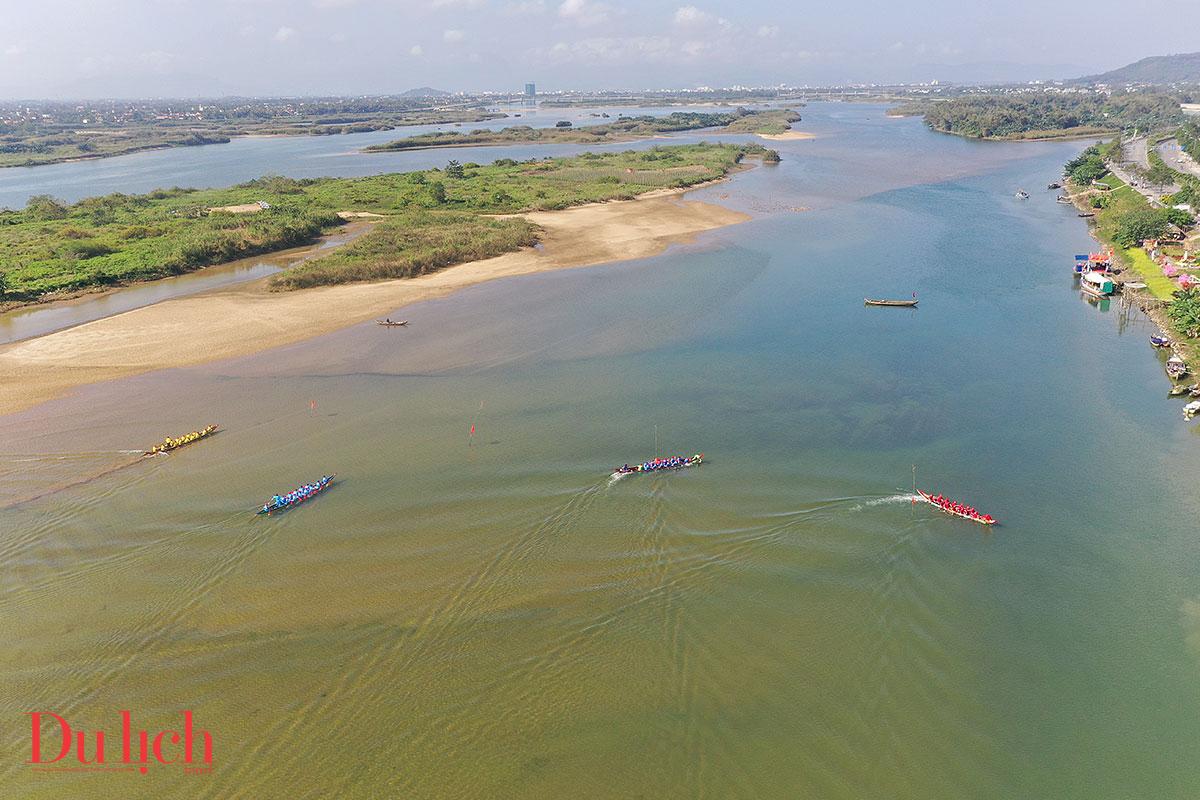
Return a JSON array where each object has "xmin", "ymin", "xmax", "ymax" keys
[
  {"xmin": 721, "ymin": 111, "xmax": 801, "ymax": 135},
  {"xmin": 0, "ymin": 143, "xmax": 763, "ymax": 302},
  {"xmin": 0, "ymin": 131, "xmax": 232, "ymax": 169},
  {"xmin": 270, "ymin": 212, "xmax": 537, "ymax": 290},
  {"xmin": 1065, "ymin": 146, "xmax": 1110, "ymax": 184},
  {"xmin": 364, "ymin": 109, "xmax": 801, "ymax": 152},
  {"xmin": 1169, "ymin": 288, "xmax": 1200, "ymax": 339},
  {"xmin": 1080, "ymin": 172, "xmax": 1188, "ymax": 253},
  {"xmin": 1066, "ymin": 156, "xmax": 1199, "ymax": 360},
  {"xmin": 1122, "ymin": 247, "xmax": 1178, "ymax": 300},
  {"xmin": 906, "ymin": 92, "xmax": 1183, "ymax": 140},
  {"xmin": 1180, "ymin": 122, "xmax": 1200, "ymax": 161},
  {"xmin": 1112, "ymin": 208, "xmax": 1181, "ymax": 248}
]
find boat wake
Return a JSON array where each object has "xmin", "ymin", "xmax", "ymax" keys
[
  {"xmin": 848, "ymin": 493, "xmax": 919, "ymax": 512},
  {"xmin": 607, "ymin": 471, "xmax": 631, "ymax": 486}
]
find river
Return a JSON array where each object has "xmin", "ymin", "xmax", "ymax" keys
[
  {"xmin": 2, "ymin": 103, "xmax": 1198, "ymax": 799},
  {"xmin": 0, "ymin": 103, "xmax": 773, "ymax": 209}
]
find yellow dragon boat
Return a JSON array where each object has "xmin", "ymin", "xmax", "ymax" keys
[{"xmin": 145, "ymin": 424, "xmax": 219, "ymax": 456}]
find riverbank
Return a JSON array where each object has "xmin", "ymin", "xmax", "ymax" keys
[
  {"xmin": 1064, "ymin": 180, "xmax": 1199, "ymax": 365},
  {"xmin": 0, "ymin": 189, "xmax": 749, "ymax": 416}
]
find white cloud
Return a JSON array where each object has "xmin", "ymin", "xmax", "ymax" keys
[
  {"xmin": 539, "ymin": 35, "xmax": 672, "ymax": 64},
  {"xmin": 273, "ymin": 26, "xmax": 298, "ymax": 42},
  {"xmin": 410, "ymin": 44, "xmax": 424, "ymax": 56},
  {"xmin": 443, "ymin": 29, "xmax": 465, "ymax": 42},
  {"xmin": 673, "ymin": 5, "xmax": 730, "ymax": 29},
  {"xmin": 3, "ymin": 44, "xmax": 26, "ymax": 57},
  {"xmin": 558, "ymin": 0, "xmax": 608, "ymax": 26},
  {"xmin": 432, "ymin": 0, "xmax": 485, "ymax": 7},
  {"xmin": 756, "ymin": 24, "xmax": 778, "ymax": 38},
  {"xmin": 680, "ymin": 40, "xmax": 706, "ymax": 57},
  {"xmin": 673, "ymin": 5, "xmax": 707, "ymax": 25}
]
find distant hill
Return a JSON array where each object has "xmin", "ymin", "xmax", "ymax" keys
[
  {"xmin": 1079, "ymin": 52, "xmax": 1200, "ymax": 85},
  {"xmin": 400, "ymin": 86, "xmax": 451, "ymax": 98}
]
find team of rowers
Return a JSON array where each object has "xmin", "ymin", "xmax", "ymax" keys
[
  {"xmin": 926, "ymin": 493, "xmax": 993, "ymax": 524},
  {"xmin": 146, "ymin": 425, "xmax": 218, "ymax": 455},
  {"xmin": 264, "ymin": 477, "xmax": 330, "ymax": 512},
  {"xmin": 616, "ymin": 454, "xmax": 703, "ymax": 474}
]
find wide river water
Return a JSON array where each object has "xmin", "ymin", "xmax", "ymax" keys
[{"xmin": 2, "ymin": 104, "xmax": 1200, "ymax": 798}]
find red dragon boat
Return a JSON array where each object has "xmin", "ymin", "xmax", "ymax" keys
[{"xmin": 916, "ymin": 489, "xmax": 996, "ymax": 526}]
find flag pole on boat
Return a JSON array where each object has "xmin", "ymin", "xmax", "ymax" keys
[{"xmin": 911, "ymin": 465, "xmax": 916, "ymax": 504}]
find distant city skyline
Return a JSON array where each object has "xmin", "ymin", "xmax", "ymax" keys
[{"xmin": 2, "ymin": 0, "xmax": 1198, "ymax": 99}]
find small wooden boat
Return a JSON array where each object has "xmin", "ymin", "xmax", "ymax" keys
[
  {"xmin": 1056, "ymin": 196, "xmax": 1073, "ymax": 204},
  {"xmin": 1169, "ymin": 384, "xmax": 1191, "ymax": 397},
  {"xmin": 1150, "ymin": 334, "xmax": 1173, "ymax": 348},
  {"xmin": 145, "ymin": 424, "xmax": 219, "ymax": 456},
  {"xmin": 916, "ymin": 489, "xmax": 996, "ymax": 526},
  {"xmin": 1015, "ymin": 190, "xmax": 1030, "ymax": 200},
  {"xmin": 1167, "ymin": 356, "xmax": 1188, "ymax": 380},
  {"xmin": 612, "ymin": 454, "xmax": 702, "ymax": 479},
  {"xmin": 376, "ymin": 319, "xmax": 408, "ymax": 327},
  {"xmin": 864, "ymin": 298, "xmax": 918, "ymax": 307},
  {"xmin": 1077, "ymin": 212, "xmax": 1094, "ymax": 218},
  {"xmin": 256, "ymin": 475, "xmax": 335, "ymax": 515},
  {"xmin": 1185, "ymin": 401, "xmax": 1200, "ymax": 420},
  {"xmin": 1048, "ymin": 182, "xmax": 1062, "ymax": 190}
]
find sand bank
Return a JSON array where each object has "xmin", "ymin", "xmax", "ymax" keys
[
  {"xmin": 757, "ymin": 131, "xmax": 816, "ymax": 141},
  {"xmin": 0, "ymin": 193, "xmax": 749, "ymax": 416}
]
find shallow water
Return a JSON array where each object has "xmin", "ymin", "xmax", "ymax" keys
[{"xmin": 2, "ymin": 104, "xmax": 1199, "ymax": 798}]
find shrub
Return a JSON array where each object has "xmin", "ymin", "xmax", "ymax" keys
[
  {"xmin": 1113, "ymin": 208, "xmax": 1169, "ymax": 247},
  {"xmin": 25, "ymin": 195, "xmax": 67, "ymax": 221}
]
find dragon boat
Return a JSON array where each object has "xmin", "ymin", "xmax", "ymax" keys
[{"xmin": 256, "ymin": 475, "xmax": 335, "ymax": 515}]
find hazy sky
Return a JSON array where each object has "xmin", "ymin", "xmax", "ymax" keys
[{"xmin": 2, "ymin": 0, "xmax": 1198, "ymax": 99}]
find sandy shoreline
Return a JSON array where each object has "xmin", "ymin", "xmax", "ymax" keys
[
  {"xmin": 756, "ymin": 131, "xmax": 816, "ymax": 141},
  {"xmin": 0, "ymin": 190, "xmax": 749, "ymax": 416}
]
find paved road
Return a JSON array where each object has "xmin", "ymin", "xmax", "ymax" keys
[
  {"xmin": 1157, "ymin": 138, "xmax": 1200, "ymax": 181},
  {"xmin": 1107, "ymin": 157, "xmax": 1176, "ymax": 207},
  {"xmin": 1125, "ymin": 135, "xmax": 1151, "ymax": 170}
]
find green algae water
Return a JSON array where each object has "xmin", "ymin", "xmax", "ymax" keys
[{"xmin": 3, "ymin": 105, "xmax": 1200, "ymax": 798}]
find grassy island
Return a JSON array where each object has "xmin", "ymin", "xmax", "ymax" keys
[
  {"xmin": 363, "ymin": 109, "xmax": 801, "ymax": 152},
  {"xmin": 0, "ymin": 143, "xmax": 770, "ymax": 302}
]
